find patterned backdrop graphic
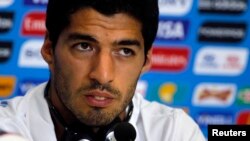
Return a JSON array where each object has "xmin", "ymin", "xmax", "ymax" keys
[{"xmin": 1, "ymin": 0, "xmax": 250, "ymax": 139}]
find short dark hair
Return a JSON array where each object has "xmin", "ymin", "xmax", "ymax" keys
[{"xmin": 46, "ymin": 0, "xmax": 159, "ymax": 54}]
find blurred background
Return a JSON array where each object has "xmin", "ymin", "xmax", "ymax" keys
[{"xmin": 0, "ymin": 0, "xmax": 250, "ymax": 139}]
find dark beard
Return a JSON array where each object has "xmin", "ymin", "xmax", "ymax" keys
[{"xmin": 53, "ymin": 69, "xmax": 138, "ymax": 126}]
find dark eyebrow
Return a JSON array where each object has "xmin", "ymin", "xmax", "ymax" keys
[
  {"xmin": 116, "ymin": 39, "xmax": 142, "ymax": 49},
  {"xmin": 67, "ymin": 33, "xmax": 98, "ymax": 43},
  {"xmin": 67, "ymin": 33, "xmax": 142, "ymax": 48}
]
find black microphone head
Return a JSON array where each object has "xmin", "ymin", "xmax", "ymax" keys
[{"xmin": 114, "ymin": 122, "xmax": 136, "ymax": 141}]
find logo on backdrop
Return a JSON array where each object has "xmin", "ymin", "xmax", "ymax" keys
[
  {"xmin": 158, "ymin": 0, "xmax": 193, "ymax": 16},
  {"xmin": 157, "ymin": 19, "xmax": 189, "ymax": 41},
  {"xmin": 0, "ymin": 41, "xmax": 12, "ymax": 63},
  {"xmin": 236, "ymin": 87, "xmax": 250, "ymax": 105},
  {"xmin": 236, "ymin": 111, "xmax": 250, "ymax": 124},
  {"xmin": 199, "ymin": 0, "xmax": 247, "ymax": 14},
  {"xmin": 157, "ymin": 81, "xmax": 189, "ymax": 104},
  {"xmin": 196, "ymin": 112, "xmax": 233, "ymax": 127},
  {"xmin": 0, "ymin": 76, "xmax": 16, "ymax": 98},
  {"xmin": 0, "ymin": 0, "xmax": 14, "ymax": 8},
  {"xmin": 192, "ymin": 83, "xmax": 236, "ymax": 107},
  {"xmin": 198, "ymin": 22, "xmax": 246, "ymax": 43},
  {"xmin": 194, "ymin": 46, "xmax": 249, "ymax": 76},
  {"xmin": 158, "ymin": 82, "xmax": 177, "ymax": 103},
  {"xmin": 24, "ymin": 0, "xmax": 48, "ymax": 6},
  {"xmin": 21, "ymin": 11, "xmax": 46, "ymax": 36},
  {"xmin": 151, "ymin": 46, "xmax": 190, "ymax": 72},
  {"xmin": 18, "ymin": 80, "xmax": 46, "ymax": 96},
  {"xmin": 18, "ymin": 40, "xmax": 48, "ymax": 68},
  {"xmin": 0, "ymin": 12, "xmax": 14, "ymax": 33}
]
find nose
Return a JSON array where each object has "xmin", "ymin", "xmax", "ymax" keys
[{"xmin": 89, "ymin": 50, "xmax": 114, "ymax": 85}]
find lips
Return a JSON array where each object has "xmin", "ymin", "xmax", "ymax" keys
[{"xmin": 85, "ymin": 91, "xmax": 114, "ymax": 108}]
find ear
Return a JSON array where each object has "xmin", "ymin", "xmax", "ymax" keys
[
  {"xmin": 141, "ymin": 48, "xmax": 152, "ymax": 73},
  {"xmin": 41, "ymin": 32, "xmax": 54, "ymax": 68}
]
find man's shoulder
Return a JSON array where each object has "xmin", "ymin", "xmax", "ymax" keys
[
  {"xmin": 0, "ymin": 82, "xmax": 48, "ymax": 139},
  {"xmin": 134, "ymin": 93, "xmax": 199, "ymax": 131},
  {"xmin": 0, "ymin": 82, "xmax": 47, "ymax": 117},
  {"xmin": 133, "ymin": 94, "xmax": 206, "ymax": 141},
  {"xmin": 0, "ymin": 97, "xmax": 23, "ymax": 118},
  {"xmin": 134, "ymin": 93, "xmax": 185, "ymax": 118}
]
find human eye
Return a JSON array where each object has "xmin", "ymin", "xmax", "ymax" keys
[
  {"xmin": 73, "ymin": 42, "xmax": 93, "ymax": 52},
  {"xmin": 118, "ymin": 48, "xmax": 135, "ymax": 57}
]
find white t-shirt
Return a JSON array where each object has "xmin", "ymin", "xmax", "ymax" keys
[{"xmin": 0, "ymin": 82, "xmax": 206, "ymax": 141}]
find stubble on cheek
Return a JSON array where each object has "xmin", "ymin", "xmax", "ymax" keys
[
  {"xmin": 68, "ymin": 83, "xmax": 137, "ymax": 126},
  {"xmin": 53, "ymin": 65, "xmax": 139, "ymax": 126}
]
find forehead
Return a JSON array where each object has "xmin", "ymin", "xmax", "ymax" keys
[{"xmin": 67, "ymin": 8, "xmax": 142, "ymax": 34}]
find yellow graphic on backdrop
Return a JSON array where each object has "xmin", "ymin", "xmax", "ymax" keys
[
  {"xmin": 0, "ymin": 76, "xmax": 16, "ymax": 98},
  {"xmin": 159, "ymin": 82, "xmax": 177, "ymax": 103}
]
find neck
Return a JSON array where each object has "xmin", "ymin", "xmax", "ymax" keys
[{"xmin": 45, "ymin": 82, "xmax": 133, "ymax": 140}]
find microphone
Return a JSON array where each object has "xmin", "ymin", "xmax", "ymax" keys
[
  {"xmin": 0, "ymin": 130, "xmax": 28, "ymax": 141},
  {"xmin": 105, "ymin": 122, "xmax": 136, "ymax": 141}
]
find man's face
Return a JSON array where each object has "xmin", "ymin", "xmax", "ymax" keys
[{"xmin": 42, "ymin": 8, "xmax": 151, "ymax": 126}]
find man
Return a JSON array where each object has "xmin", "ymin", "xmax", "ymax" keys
[{"xmin": 0, "ymin": 0, "xmax": 206, "ymax": 141}]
